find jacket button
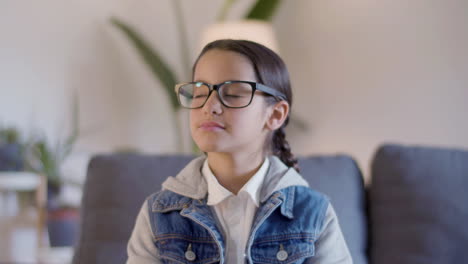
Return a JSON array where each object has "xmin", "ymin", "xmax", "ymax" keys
[
  {"xmin": 276, "ymin": 244, "xmax": 288, "ymax": 261},
  {"xmin": 185, "ymin": 244, "xmax": 196, "ymax": 261},
  {"xmin": 277, "ymin": 250, "xmax": 288, "ymax": 261}
]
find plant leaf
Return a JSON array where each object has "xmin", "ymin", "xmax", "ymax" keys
[
  {"xmin": 217, "ymin": 0, "xmax": 237, "ymax": 22},
  {"xmin": 34, "ymin": 139, "xmax": 61, "ymax": 187},
  {"xmin": 61, "ymin": 92, "xmax": 80, "ymax": 160},
  {"xmin": 110, "ymin": 17, "xmax": 180, "ymax": 110},
  {"xmin": 172, "ymin": 0, "xmax": 192, "ymax": 79},
  {"xmin": 245, "ymin": 0, "xmax": 281, "ymax": 21}
]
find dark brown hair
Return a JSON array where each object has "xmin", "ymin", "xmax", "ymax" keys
[{"xmin": 192, "ymin": 39, "xmax": 299, "ymax": 172}]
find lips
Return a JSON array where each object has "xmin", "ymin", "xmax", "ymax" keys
[{"xmin": 199, "ymin": 121, "xmax": 225, "ymax": 130}]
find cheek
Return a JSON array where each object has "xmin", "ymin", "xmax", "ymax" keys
[
  {"xmin": 232, "ymin": 111, "xmax": 265, "ymax": 135},
  {"xmin": 189, "ymin": 110, "xmax": 199, "ymax": 134},
  {"xmin": 246, "ymin": 101, "xmax": 269, "ymax": 127},
  {"xmin": 189, "ymin": 110, "xmax": 195, "ymax": 125}
]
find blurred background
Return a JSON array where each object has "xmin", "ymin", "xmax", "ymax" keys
[{"xmin": 1, "ymin": 0, "xmax": 467, "ymax": 262}]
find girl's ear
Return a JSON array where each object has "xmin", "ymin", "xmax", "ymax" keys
[{"xmin": 265, "ymin": 100, "xmax": 290, "ymax": 131}]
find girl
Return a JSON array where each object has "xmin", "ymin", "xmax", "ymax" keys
[{"xmin": 127, "ymin": 39, "xmax": 352, "ymax": 264}]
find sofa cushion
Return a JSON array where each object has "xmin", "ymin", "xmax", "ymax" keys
[
  {"xmin": 299, "ymin": 155, "xmax": 368, "ymax": 264},
  {"xmin": 73, "ymin": 154, "xmax": 367, "ymax": 264},
  {"xmin": 72, "ymin": 154, "xmax": 194, "ymax": 264},
  {"xmin": 370, "ymin": 144, "xmax": 468, "ymax": 264}
]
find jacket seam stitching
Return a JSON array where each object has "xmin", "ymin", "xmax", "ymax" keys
[{"xmin": 253, "ymin": 234, "xmax": 315, "ymax": 244}]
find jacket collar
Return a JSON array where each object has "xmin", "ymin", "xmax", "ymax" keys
[
  {"xmin": 203, "ymin": 157, "xmax": 270, "ymax": 207},
  {"xmin": 154, "ymin": 155, "xmax": 309, "ymax": 219},
  {"xmin": 161, "ymin": 156, "xmax": 208, "ymax": 199}
]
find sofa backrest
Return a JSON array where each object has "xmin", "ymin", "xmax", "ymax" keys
[
  {"xmin": 369, "ymin": 144, "xmax": 468, "ymax": 264},
  {"xmin": 72, "ymin": 154, "xmax": 368, "ymax": 264},
  {"xmin": 72, "ymin": 154, "xmax": 194, "ymax": 264},
  {"xmin": 298, "ymin": 155, "xmax": 368, "ymax": 264}
]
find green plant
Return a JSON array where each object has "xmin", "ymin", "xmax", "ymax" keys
[
  {"xmin": 0, "ymin": 124, "xmax": 26, "ymax": 172},
  {"xmin": 217, "ymin": 0, "xmax": 281, "ymax": 21},
  {"xmin": 0, "ymin": 125, "xmax": 20, "ymax": 144},
  {"xmin": 244, "ymin": 0, "xmax": 281, "ymax": 21},
  {"xmin": 25, "ymin": 95, "xmax": 80, "ymax": 206}
]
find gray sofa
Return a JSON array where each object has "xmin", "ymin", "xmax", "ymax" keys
[{"xmin": 72, "ymin": 143, "xmax": 468, "ymax": 264}]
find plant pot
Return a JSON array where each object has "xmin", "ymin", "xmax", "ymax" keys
[
  {"xmin": 47, "ymin": 208, "xmax": 80, "ymax": 247},
  {"xmin": 47, "ymin": 183, "xmax": 61, "ymax": 210}
]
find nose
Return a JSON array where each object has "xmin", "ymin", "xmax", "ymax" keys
[{"xmin": 202, "ymin": 90, "xmax": 223, "ymax": 115}]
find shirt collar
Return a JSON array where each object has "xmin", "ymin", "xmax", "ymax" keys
[{"xmin": 203, "ymin": 157, "xmax": 270, "ymax": 207}]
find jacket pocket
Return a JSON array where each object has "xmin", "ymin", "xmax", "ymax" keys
[
  {"xmin": 154, "ymin": 235, "xmax": 220, "ymax": 264},
  {"xmin": 250, "ymin": 235, "xmax": 315, "ymax": 264}
]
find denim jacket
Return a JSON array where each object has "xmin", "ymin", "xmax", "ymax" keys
[{"xmin": 127, "ymin": 156, "xmax": 353, "ymax": 264}]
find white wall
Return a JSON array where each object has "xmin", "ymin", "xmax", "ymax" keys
[
  {"xmin": 275, "ymin": 0, "xmax": 468, "ymax": 181},
  {"xmin": 1, "ymin": 0, "xmax": 467, "ymax": 183}
]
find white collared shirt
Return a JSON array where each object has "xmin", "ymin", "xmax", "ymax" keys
[{"xmin": 202, "ymin": 157, "xmax": 270, "ymax": 263}]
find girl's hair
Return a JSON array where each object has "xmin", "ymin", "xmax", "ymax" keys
[{"xmin": 192, "ymin": 39, "xmax": 300, "ymax": 172}]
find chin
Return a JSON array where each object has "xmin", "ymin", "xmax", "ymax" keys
[
  {"xmin": 192, "ymin": 132, "xmax": 222, "ymax": 151},
  {"xmin": 196, "ymin": 142, "xmax": 223, "ymax": 153},
  {"xmin": 195, "ymin": 137, "xmax": 234, "ymax": 153}
]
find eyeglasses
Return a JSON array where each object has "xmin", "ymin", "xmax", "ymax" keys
[{"xmin": 174, "ymin": 80, "xmax": 287, "ymax": 109}]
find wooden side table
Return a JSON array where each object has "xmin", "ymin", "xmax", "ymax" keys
[{"xmin": 0, "ymin": 172, "xmax": 47, "ymax": 247}]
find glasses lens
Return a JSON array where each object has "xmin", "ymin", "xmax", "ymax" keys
[
  {"xmin": 219, "ymin": 82, "xmax": 253, "ymax": 107},
  {"xmin": 178, "ymin": 83, "xmax": 209, "ymax": 108}
]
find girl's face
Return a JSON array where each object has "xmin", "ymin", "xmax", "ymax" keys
[{"xmin": 190, "ymin": 49, "xmax": 272, "ymax": 155}]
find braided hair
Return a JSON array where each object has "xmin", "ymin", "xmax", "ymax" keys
[
  {"xmin": 193, "ymin": 39, "xmax": 300, "ymax": 172},
  {"xmin": 271, "ymin": 124, "xmax": 300, "ymax": 172}
]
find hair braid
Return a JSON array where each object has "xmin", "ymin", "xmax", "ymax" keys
[{"xmin": 272, "ymin": 125, "xmax": 300, "ymax": 172}]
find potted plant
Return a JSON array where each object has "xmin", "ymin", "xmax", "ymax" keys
[
  {"xmin": 24, "ymin": 96, "xmax": 81, "ymax": 247},
  {"xmin": 0, "ymin": 124, "xmax": 36, "ymax": 211},
  {"xmin": 0, "ymin": 125, "xmax": 24, "ymax": 171}
]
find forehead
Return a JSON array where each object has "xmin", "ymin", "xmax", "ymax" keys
[{"xmin": 193, "ymin": 49, "xmax": 257, "ymax": 83}]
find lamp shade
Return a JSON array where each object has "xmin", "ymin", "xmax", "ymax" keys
[{"xmin": 198, "ymin": 19, "xmax": 280, "ymax": 55}]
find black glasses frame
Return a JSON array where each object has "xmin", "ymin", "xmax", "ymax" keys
[{"xmin": 174, "ymin": 80, "xmax": 287, "ymax": 109}]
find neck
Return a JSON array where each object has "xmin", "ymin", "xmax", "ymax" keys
[{"xmin": 206, "ymin": 152, "xmax": 265, "ymax": 195}]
